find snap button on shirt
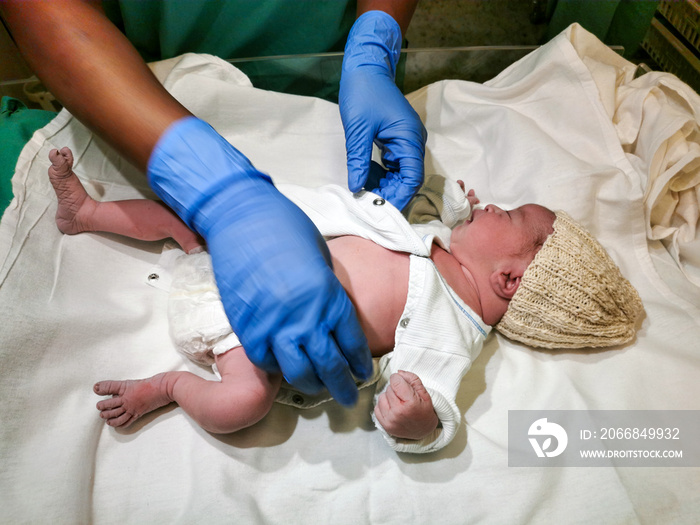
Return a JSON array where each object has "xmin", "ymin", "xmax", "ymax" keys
[
  {"xmin": 373, "ymin": 198, "xmax": 385, "ymax": 206},
  {"xmin": 400, "ymin": 318, "xmax": 410, "ymax": 328}
]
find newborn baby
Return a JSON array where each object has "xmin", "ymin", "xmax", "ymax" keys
[{"xmin": 48, "ymin": 147, "xmax": 643, "ymax": 453}]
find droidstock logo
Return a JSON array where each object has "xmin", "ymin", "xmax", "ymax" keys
[{"xmin": 528, "ymin": 417, "xmax": 568, "ymax": 458}]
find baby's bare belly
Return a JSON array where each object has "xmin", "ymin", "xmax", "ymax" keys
[{"xmin": 327, "ymin": 236, "xmax": 410, "ymax": 356}]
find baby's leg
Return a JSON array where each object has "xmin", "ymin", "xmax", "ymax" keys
[
  {"xmin": 94, "ymin": 347, "xmax": 282, "ymax": 434},
  {"xmin": 48, "ymin": 147, "xmax": 203, "ymax": 253}
]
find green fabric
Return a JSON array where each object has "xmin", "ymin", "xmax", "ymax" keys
[
  {"xmin": 104, "ymin": 0, "xmax": 355, "ymax": 60},
  {"xmin": 103, "ymin": 0, "xmax": 357, "ymax": 100},
  {"xmin": 546, "ymin": 0, "xmax": 659, "ymax": 58},
  {"xmin": 402, "ymin": 174, "xmax": 448, "ymax": 225},
  {"xmin": 0, "ymin": 97, "xmax": 57, "ymax": 217}
]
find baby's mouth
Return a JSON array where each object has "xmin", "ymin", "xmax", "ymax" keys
[
  {"xmin": 466, "ymin": 205, "xmax": 487, "ymax": 223},
  {"xmin": 467, "ymin": 202, "xmax": 488, "ymax": 223}
]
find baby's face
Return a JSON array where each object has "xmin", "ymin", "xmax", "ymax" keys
[{"xmin": 450, "ymin": 203, "xmax": 555, "ymax": 269}]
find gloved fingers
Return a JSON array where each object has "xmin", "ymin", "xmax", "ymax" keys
[
  {"xmin": 378, "ymin": 118, "xmax": 426, "ymax": 168},
  {"xmin": 305, "ymin": 327, "xmax": 361, "ymax": 407},
  {"xmin": 371, "ymin": 161, "xmax": 424, "ymax": 210},
  {"xmin": 328, "ymin": 294, "xmax": 372, "ymax": 381},
  {"xmin": 271, "ymin": 335, "xmax": 324, "ymax": 395},
  {"xmin": 378, "ymin": 176, "xmax": 423, "ymax": 211},
  {"xmin": 359, "ymin": 160, "xmax": 386, "ymax": 193},
  {"xmin": 344, "ymin": 125, "xmax": 376, "ymax": 192},
  {"xmin": 242, "ymin": 339, "xmax": 282, "ymax": 375},
  {"xmin": 375, "ymin": 133, "xmax": 426, "ymax": 210}
]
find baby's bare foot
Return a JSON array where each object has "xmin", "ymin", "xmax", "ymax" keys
[
  {"xmin": 48, "ymin": 147, "xmax": 96, "ymax": 235},
  {"xmin": 94, "ymin": 374, "xmax": 174, "ymax": 428}
]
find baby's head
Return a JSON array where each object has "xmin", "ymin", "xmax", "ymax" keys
[
  {"xmin": 450, "ymin": 203, "xmax": 643, "ymax": 348},
  {"xmin": 450, "ymin": 202, "xmax": 557, "ymax": 326},
  {"xmin": 496, "ymin": 211, "xmax": 644, "ymax": 349}
]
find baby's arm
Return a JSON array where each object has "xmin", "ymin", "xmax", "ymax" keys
[{"xmin": 374, "ymin": 370, "xmax": 438, "ymax": 440}]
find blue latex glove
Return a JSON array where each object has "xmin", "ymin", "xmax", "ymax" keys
[
  {"xmin": 148, "ymin": 117, "xmax": 372, "ymax": 406},
  {"xmin": 339, "ymin": 10, "xmax": 427, "ymax": 211}
]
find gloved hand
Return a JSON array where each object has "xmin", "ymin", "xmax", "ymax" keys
[
  {"xmin": 148, "ymin": 117, "xmax": 373, "ymax": 406},
  {"xmin": 339, "ymin": 10, "xmax": 427, "ymax": 211}
]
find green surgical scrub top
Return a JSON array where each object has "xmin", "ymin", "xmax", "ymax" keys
[
  {"xmin": 103, "ymin": 0, "xmax": 357, "ymax": 99},
  {"xmin": 104, "ymin": 0, "xmax": 356, "ymax": 61}
]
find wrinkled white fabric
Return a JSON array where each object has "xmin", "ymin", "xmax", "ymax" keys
[
  {"xmin": 566, "ymin": 24, "xmax": 700, "ymax": 285},
  {"xmin": 1, "ymin": 25, "xmax": 699, "ymax": 524}
]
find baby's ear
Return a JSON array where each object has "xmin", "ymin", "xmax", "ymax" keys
[{"xmin": 490, "ymin": 262, "xmax": 527, "ymax": 300}]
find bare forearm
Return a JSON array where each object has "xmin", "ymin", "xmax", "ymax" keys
[
  {"xmin": 1, "ymin": 0, "xmax": 190, "ymax": 171},
  {"xmin": 357, "ymin": 0, "xmax": 419, "ymax": 37}
]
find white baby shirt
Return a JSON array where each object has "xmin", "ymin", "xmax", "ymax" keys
[{"xmin": 166, "ymin": 184, "xmax": 491, "ymax": 453}]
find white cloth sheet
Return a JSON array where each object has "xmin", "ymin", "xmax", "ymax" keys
[{"xmin": 1, "ymin": 24, "xmax": 699, "ymax": 523}]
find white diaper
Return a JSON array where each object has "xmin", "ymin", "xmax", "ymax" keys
[{"xmin": 168, "ymin": 251, "xmax": 241, "ymax": 366}]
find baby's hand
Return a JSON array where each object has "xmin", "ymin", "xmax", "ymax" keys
[
  {"xmin": 466, "ymin": 189, "xmax": 479, "ymax": 209},
  {"xmin": 457, "ymin": 180, "xmax": 479, "ymax": 209},
  {"xmin": 374, "ymin": 370, "xmax": 439, "ymax": 440}
]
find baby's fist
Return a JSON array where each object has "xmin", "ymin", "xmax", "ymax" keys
[{"xmin": 374, "ymin": 370, "xmax": 439, "ymax": 440}]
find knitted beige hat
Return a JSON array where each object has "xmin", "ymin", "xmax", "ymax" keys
[{"xmin": 496, "ymin": 212, "xmax": 644, "ymax": 349}]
